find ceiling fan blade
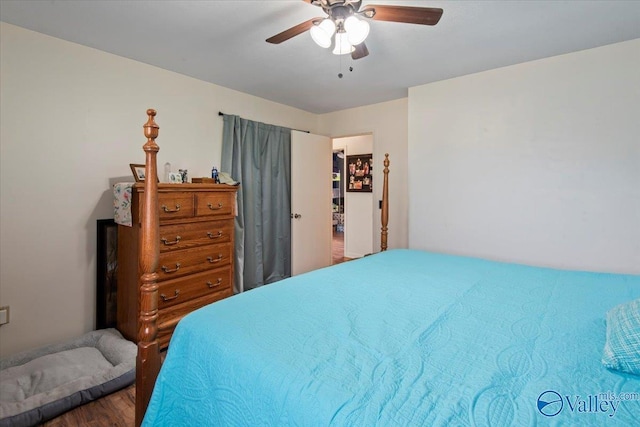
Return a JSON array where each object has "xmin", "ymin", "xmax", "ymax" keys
[
  {"xmin": 361, "ymin": 5, "xmax": 443, "ymax": 26},
  {"xmin": 352, "ymin": 42, "xmax": 369, "ymax": 60},
  {"xmin": 266, "ymin": 18, "xmax": 320, "ymax": 44},
  {"xmin": 349, "ymin": 0, "xmax": 363, "ymax": 11}
]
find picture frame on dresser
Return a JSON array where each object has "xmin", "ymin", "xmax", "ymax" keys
[
  {"xmin": 130, "ymin": 163, "xmax": 159, "ymax": 183},
  {"xmin": 96, "ymin": 218, "xmax": 118, "ymax": 329}
]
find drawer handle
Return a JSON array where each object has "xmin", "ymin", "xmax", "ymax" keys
[
  {"xmin": 207, "ymin": 202, "xmax": 223, "ymax": 210},
  {"xmin": 160, "ymin": 290, "xmax": 180, "ymax": 302},
  {"xmin": 207, "ymin": 255, "xmax": 224, "ymax": 263},
  {"xmin": 207, "ymin": 231, "xmax": 223, "ymax": 239},
  {"xmin": 207, "ymin": 278, "xmax": 223, "ymax": 289},
  {"xmin": 161, "ymin": 263, "xmax": 181, "ymax": 273},
  {"xmin": 162, "ymin": 204, "xmax": 181, "ymax": 213},
  {"xmin": 161, "ymin": 236, "xmax": 182, "ymax": 246}
]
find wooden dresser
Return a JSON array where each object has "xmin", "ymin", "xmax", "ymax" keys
[{"xmin": 117, "ymin": 183, "xmax": 238, "ymax": 349}]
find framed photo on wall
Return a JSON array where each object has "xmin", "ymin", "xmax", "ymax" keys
[{"xmin": 346, "ymin": 154, "xmax": 372, "ymax": 193}]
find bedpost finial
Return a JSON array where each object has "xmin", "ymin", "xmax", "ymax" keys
[
  {"xmin": 143, "ymin": 109, "xmax": 159, "ymax": 141},
  {"xmin": 384, "ymin": 153, "xmax": 390, "ymax": 169}
]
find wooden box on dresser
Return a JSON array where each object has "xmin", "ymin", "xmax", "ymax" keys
[{"xmin": 117, "ymin": 183, "xmax": 238, "ymax": 349}]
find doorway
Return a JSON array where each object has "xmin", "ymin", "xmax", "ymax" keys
[
  {"xmin": 332, "ymin": 150, "xmax": 346, "ymax": 264},
  {"xmin": 331, "ymin": 134, "xmax": 374, "ymax": 263}
]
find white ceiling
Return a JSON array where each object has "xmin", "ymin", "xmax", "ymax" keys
[{"xmin": 1, "ymin": 0, "xmax": 639, "ymax": 114}]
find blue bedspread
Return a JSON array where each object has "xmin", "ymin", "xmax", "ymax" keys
[{"xmin": 143, "ymin": 249, "xmax": 640, "ymax": 426}]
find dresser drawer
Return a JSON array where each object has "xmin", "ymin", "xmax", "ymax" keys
[
  {"xmin": 119, "ymin": 184, "xmax": 238, "ymax": 350},
  {"xmin": 195, "ymin": 192, "xmax": 234, "ymax": 217},
  {"xmin": 159, "ymin": 220, "xmax": 233, "ymax": 252},
  {"xmin": 158, "ymin": 192, "xmax": 194, "ymax": 220},
  {"xmin": 157, "ymin": 289, "xmax": 232, "ymax": 348},
  {"xmin": 158, "ymin": 242, "xmax": 232, "ymax": 280},
  {"xmin": 158, "ymin": 266, "xmax": 232, "ymax": 309}
]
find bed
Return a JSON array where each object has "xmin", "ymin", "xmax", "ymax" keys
[{"xmin": 133, "ymin": 109, "xmax": 640, "ymax": 426}]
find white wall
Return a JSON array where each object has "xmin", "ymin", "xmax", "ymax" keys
[
  {"xmin": 319, "ymin": 99, "xmax": 409, "ymax": 252},
  {"xmin": 0, "ymin": 23, "xmax": 318, "ymax": 356},
  {"xmin": 333, "ymin": 135, "xmax": 374, "ymax": 258},
  {"xmin": 408, "ymin": 39, "xmax": 640, "ymax": 274}
]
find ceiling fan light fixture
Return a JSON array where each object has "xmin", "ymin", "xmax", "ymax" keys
[
  {"xmin": 332, "ymin": 31, "xmax": 354, "ymax": 55},
  {"xmin": 310, "ymin": 18, "xmax": 336, "ymax": 48},
  {"xmin": 266, "ymin": 2, "xmax": 443, "ymax": 61},
  {"xmin": 344, "ymin": 16, "xmax": 369, "ymax": 46}
]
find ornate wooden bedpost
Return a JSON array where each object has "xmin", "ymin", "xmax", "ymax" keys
[
  {"xmin": 136, "ymin": 109, "xmax": 161, "ymax": 427},
  {"xmin": 381, "ymin": 153, "xmax": 390, "ymax": 251}
]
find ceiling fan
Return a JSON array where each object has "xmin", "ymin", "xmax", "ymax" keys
[{"xmin": 266, "ymin": 0, "xmax": 443, "ymax": 60}]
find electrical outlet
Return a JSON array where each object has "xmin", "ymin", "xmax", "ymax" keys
[{"xmin": 0, "ymin": 306, "xmax": 9, "ymax": 326}]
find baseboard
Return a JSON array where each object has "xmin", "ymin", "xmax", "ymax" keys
[{"xmin": 344, "ymin": 251, "xmax": 364, "ymax": 259}]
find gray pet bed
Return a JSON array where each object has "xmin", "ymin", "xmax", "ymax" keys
[{"xmin": 0, "ymin": 329, "xmax": 136, "ymax": 427}]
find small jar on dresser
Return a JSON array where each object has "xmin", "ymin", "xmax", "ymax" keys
[{"xmin": 117, "ymin": 183, "xmax": 238, "ymax": 349}]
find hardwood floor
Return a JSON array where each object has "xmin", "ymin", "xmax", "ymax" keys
[
  {"xmin": 41, "ymin": 383, "xmax": 135, "ymax": 427},
  {"xmin": 332, "ymin": 228, "xmax": 351, "ymax": 264}
]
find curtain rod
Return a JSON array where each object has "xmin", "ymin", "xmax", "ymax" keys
[{"xmin": 218, "ymin": 111, "xmax": 309, "ymax": 134}]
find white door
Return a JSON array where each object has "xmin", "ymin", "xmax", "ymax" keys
[{"xmin": 291, "ymin": 130, "xmax": 332, "ymax": 275}]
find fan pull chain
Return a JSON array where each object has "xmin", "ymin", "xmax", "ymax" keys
[{"xmin": 337, "ymin": 56, "xmax": 354, "ymax": 79}]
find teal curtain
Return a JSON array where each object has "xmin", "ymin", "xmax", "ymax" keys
[{"xmin": 221, "ymin": 115, "xmax": 291, "ymax": 293}]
